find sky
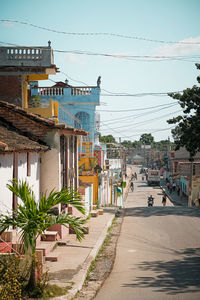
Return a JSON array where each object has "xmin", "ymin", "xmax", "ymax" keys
[{"xmin": 0, "ymin": 0, "xmax": 200, "ymax": 142}]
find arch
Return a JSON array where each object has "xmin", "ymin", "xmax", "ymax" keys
[{"xmin": 74, "ymin": 111, "xmax": 90, "ymax": 132}]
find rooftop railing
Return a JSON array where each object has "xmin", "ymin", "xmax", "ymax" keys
[
  {"xmin": 0, "ymin": 44, "xmax": 54, "ymax": 67},
  {"xmin": 34, "ymin": 86, "xmax": 97, "ymax": 96},
  {"xmin": 38, "ymin": 87, "xmax": 64, "ymax": 95},
  {"xmin": 71, "ymin": 87, "xmax": 92, "ymax": 95}
]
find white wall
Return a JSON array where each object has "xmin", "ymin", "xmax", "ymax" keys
[
  {"xmin": 109, "ymin": 159, "xmax": 124, "ymax": 170},
  {"xmin": 41, "ymin": 131, "xmax": 61, "ymax": 196},
  {"xmin": 0, "ymin": 153, "xmax": 13, "ymax": 214},
  {"xmin": 18, "ymin": 152, "xmax": 40, "ymax": 203},
  {"xmin": 0, "ymin": 152, "xmax": 40, "ymax": 216}
]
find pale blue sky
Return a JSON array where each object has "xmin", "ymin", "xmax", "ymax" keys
[{"xmin": 0, "ymin": 0, "xmax": 200, "ymax": 142}]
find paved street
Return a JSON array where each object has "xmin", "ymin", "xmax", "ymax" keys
[{"xmin": 95, "ymin": 167, "xmax": 200, "ymax": 300}]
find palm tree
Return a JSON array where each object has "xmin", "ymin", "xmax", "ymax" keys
[{"xmin": 0, "ymin": 179, "xmax": 86, "ymax": 289}]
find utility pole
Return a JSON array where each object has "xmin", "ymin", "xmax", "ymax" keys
[
  {"xmin": 119, "ymin": 137, "xmax": 122, "ymax": 159},
  {"xmin": 167, "ymin": 137, "xmax": 171, "ymax": 173},
  {"xmin": 188, "ymin": 158, "xmax": 194, "ymax": 207}
]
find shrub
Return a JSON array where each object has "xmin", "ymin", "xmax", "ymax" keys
[
  {"xmin": 0, "ymin": 255, "xmax": 23, "ymax": 300},
  {"xmin": 29, "ymin": 95, "xmax": 41, "ymax": 108}
]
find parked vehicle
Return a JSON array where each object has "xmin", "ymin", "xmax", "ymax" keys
[{"xmin": 147, "ymin": 170, "xmax": 160, "ymax": 186}]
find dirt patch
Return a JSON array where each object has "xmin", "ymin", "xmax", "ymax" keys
[{"xmin": 74, "ymin": 209, "xmax": 124, "ymax": 299}]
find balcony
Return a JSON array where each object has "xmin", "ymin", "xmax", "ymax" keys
[
  {"xmin": 0, "ymin": 44, "xmax": 54, "ymax": 68},
  {"xmin": 38, "ymin": 87, "xmax": 64, "ymax": 96},
  {"xmin": 71, "ymin": 87, "xmax": 92, "ymax": 95}
]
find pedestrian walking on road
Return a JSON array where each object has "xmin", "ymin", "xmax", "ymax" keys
[
  {"xmin": 177, "ymin": 186, "xmax": 180, "ymax": 196},
  {"xmin": 167, "ymin": 182, "xmax": 170, "ymax": 191},
  {"xmin": 162, "ymin": 194, "xmax": 167, "ymax": 206},
  {"xmin": 130, "ymin": 181, "xmax": 134, "ymax": 192},
  {"xmin": 172, "ymin": 182, "xmax": 176, "ymax": 192}
]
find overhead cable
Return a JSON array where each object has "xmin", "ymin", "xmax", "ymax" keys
[{"xmin": 1, "ymin": 19, "xmax": 200, "ymax": 45}]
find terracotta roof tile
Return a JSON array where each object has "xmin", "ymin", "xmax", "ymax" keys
[
  {"xmin": 0, "ymin": 100, "xmax": 88, "ymax": 136},
  {"xmin": 0, "ymin": 124, "xmax": 48, "ymax": 152}
]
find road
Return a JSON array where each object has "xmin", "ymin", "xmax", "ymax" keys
[{"xmin": 95, "ymin": 166, "xmax": 200, "ymax": 300}]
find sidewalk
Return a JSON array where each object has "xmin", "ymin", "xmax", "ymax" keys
[
  {"xmin": 46, "ymin": 207, "xmax": 116, "ymax": 300},
  {"xmin": 160, "ymin": 179, "xmax": 188, "ymax": 207}
]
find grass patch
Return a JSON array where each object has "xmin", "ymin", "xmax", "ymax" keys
[
  {"xmin": 84, "ymin": 216, "xmax": 117, "ymax": 283},
  {"xmin": 33, "ymin": 283, "xmax": 73, "ymax": 299},
  {"xmin": 85, "ymin": 258, "xmax": 97, "ymax": 282}
]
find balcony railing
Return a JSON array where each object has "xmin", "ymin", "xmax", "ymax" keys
[
  {"xmin": 35, "ymin": 86, "xmax": 94, "ymax": 96},
  {"xmin": 38, "ymin": 87, "xmax": 64, "ymax": 95},
  {"xmin": 0, "ymin": 44, "xmax": 54, "ymax": 67},
  {"xmin": 71, "ymin": 87, "xmax": 92, "ymax": 95}
]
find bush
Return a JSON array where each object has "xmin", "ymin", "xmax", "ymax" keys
[
  {"xmin": 0, "ymin": 255, "xmax": 23, "ymax": 300},
  {"xmin": 29, "ymin": 95, "xmax": 41, "ymax": 108}
]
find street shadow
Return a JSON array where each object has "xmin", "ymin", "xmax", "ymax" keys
[
  {"xmin": 137, "ymin": 184, "xmax": 148, "ymax": 188},
  {"xmin": 101, "ymin": 207, "xmax": 117, "ymax": 214},
  {"xmin": 137, "ymin": 184, "xmax": 161, "ymax": 190},
  {"xmin": 125, "ymin": 206, "xmax": 200, "ymax": 218},
  {"xmin": 122, "ymin": 247, "xmax": 200, "ymax": 295}
]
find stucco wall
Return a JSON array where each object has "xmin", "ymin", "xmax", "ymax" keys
[
  {"xmin": 84, "ymin": 186, "xmax": 91, "ymax": 216},
  {"xmin": 18, "ymin": 152, "xmax": 40, "ymax": 204},
  {"xmin": 0, "ymin": 153, "xmax": 13, "ymax": 214},
  {"xmin": 40, "ymin": 131, "xmax": 60, "ymax": 196},
  {"xmin": 0, "ymin": 152, "xmax": 40, "ymax": 214},
  {"xmin": 79, "ymin": 175, "xmax": 98, "ymax": 205},
  {"xmin": 40, "ymin": 148, "xmax": 60, "ymax": 196},
  {"xmin": 109, "ymin": 159, "xmax": 124, "ymax": 170}
]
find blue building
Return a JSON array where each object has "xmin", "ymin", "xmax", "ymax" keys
[{"xmin": 30, "ymin": 80, "xmax": 100, "ymax": 147}]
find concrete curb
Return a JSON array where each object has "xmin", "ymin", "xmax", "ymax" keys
[
  {"xmin": 160, "ymin": 185, "xmax": 186, "ymax": 206},
  {"xmin": 160, "ymin": 185, "xmax": 177, "ymax": 205},
  {"xmin": 52, "ymin": 214, "xmax": 115, "ymax": 300}
]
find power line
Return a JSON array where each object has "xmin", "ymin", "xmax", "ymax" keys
[
  {"xmin": 1, "ymin": 40, "xmax": 199, "ymax": 64},
  {"xmin": 60, "ymin": 71, "xmax": 183, "ymax": 97},
  {"xmin": 101, "ymin": 122, "xmax": 176, "ymax": 139},
  {"xmin": 122, "ymin": 125, "xmax": 176, "ymax": 138},
  {"xmin": 101, "ymin": 103, "xmax": 178, "ymax": 124},
  {"xmin": 101, "ymin": 109, "xmax": 182, "ymax": 131},
  {"xmin": 1, "ymin": 40, "xmax": 199, "ymax": 62},
  {"xmin": 1, "ymin": 19, "xmax": 200, "ymax": 45},
  {"xmin": 100, "ymin": 93, "xmax": 180, "ymax": 97},
  {"xmin": 96, "ymin": 102, "xmax": 178, "ymax": 112},
  {"xmin": 54, "ymin": 49, "xmax": 200, "ymax": 63}
]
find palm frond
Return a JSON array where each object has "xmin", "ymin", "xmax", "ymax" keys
[
  {"xmin": 7, "ymin": 179, "xmax": 36, "ymax": 210},
  {"xmin": 0, "ymin": 214, "xmax": 17, "ymax": 235},
  {"xmin": 39, "ymin": 188, "xmax": 85, "ymax": 215},
  {"xmin": 51, "ymin": 214, "xmax": 87, "ymax": 241}
]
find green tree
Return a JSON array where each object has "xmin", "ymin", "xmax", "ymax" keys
[
  {"xmin": 139, "ymin": 133, "xmax": 154, "ymax": 145},
  {"xmin": 0, "ymin": 180, "xmax": 86, "ymax": 290},
  {"xmin": 121, "ymin": 140, "xmax": 134, "ymax": 149},
  {"xmin": 154, "ymin": 140, "xmax": 168, "ymax": 151},
  {"xmin": 99, "ymin": 134, "xmax": 116, "ymax": 144},
  {"xmin": 167, "ymin": 63, "xmax": 200, "ymax": 159},
  {"xmin": 132, "ymin": 140, "xmax": 142, "ymax": 149}
]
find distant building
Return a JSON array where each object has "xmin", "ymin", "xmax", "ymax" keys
[{"xmin": 31, "ymin": 80, "xmax": 100, "ymax": 147}]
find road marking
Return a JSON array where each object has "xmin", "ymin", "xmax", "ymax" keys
[{"xmin": 128, "ymin": 249, "xmax": 136, "ymax": 253}]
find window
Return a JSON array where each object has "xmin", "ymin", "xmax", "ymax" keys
[{"xmin": 74, "ymin": 111, "xmax": 90, "ymax": 132}]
